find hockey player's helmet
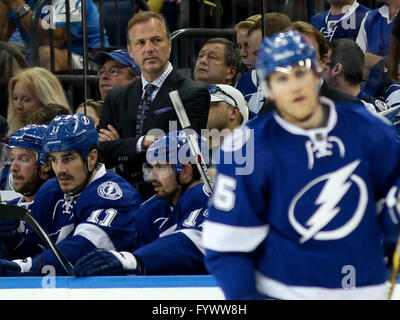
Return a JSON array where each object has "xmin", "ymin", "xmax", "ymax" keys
[
  {"xmin": 143, "ymin": 130, "xmax": 209, "ymax": 181},
  {"xmin": 256, "ymin": 30, "xmax": 321, "ymax": 93},
  {"xmin": 9, "ymin": 124, "xmax": 49, "ymax": 166},
  {"xmin": 43, "ymin": 114, "xmax": 99, "ymax": 160}
]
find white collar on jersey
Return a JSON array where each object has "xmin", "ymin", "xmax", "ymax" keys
[
  {"xmin": 325, "ymin": 0, "xmax": 359, "ymax": 24},
  {"xmin": 273, "ymin": 96, "xmax": 337, "ymax": 137},
  {"xmin": 378, "ymin": 4, "xmax": 400, "ymax": 24},
  {"xmin": 87, "ymin": 163, "xmax": 107, "ymax": 186}
]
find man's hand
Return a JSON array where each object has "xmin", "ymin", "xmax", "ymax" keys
[
  {"xmin": 99, "ymin": 125, "xmax": 120, "ymax": 142},
  {"xmin": 141, "ymin": 135, "xmax": 158, "ymax": 150},
  {"xmin": 73, "ymin": 248, "xmax": 141, "ymax": 276}
]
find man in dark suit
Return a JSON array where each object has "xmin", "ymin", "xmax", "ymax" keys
[{"xmin": 97, "ymin": 11, "xmax": 210, "ymax": 200}]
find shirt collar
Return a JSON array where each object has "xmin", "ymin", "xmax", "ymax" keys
[
  {"xmin": 141, "ymin": 62, "xmax": 173, "ymax": 90},
  {"xmin": 325, "ymin": 0, "xmax": 359, "ymax": 23},
  {"xmin": 273, "ymin": 96, "xmax": 337, "ymax": 137},
  {"xmin": 379, "ymin": 4, "xmax": 399, "ymax": 23}
]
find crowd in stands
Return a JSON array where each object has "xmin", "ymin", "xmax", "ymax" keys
[{"xmin": 0, "ymin": 0, "xmax": 399, "ymax": 300}]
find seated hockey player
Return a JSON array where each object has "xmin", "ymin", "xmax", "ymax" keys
[
  {"xmin": 73, "ymin": 130, "xmax": 210, "ymax": 276},
  {"xmin": 0, "ymin": 114, "xmax": 142, "ymax": 276},
  {"xmin": 203, "ymin": 30, "xmax": 400, "ymax": 300},
  {"xmin": 0, "ymin": 124, "xmax": 53, "ymax": 259}
]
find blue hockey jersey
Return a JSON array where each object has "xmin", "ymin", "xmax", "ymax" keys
[
  {"xmin": 27, "ymin": 164, "xmax": 141, "ymax": 274},
  {"xmin": 309, "ymin": 1, "xmax": 370, "ymax": 42},
  {"xmin": 203, "ymin": 97, "xmax": 400, "ymax": 299},
  {"xmin": 133, "ymin": 183, "xmax": 210, "ymax": 275},
  {"xmin": 356, "ymin": 5, "xmax": 397, "ymax": 56}
]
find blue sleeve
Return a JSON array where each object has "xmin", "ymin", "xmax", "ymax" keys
[
  {"xmin": 32, "ymin": 235, "xmax": 96, "ymax": 275},
  {"xmin": 203, "ymin": 125, "xmax": 271, "ymax": 299},
  {"xmin": 369, "ymin": 120, "xmax": 400, "ymax": 242},
  {"xmin": 205, "ymin": 250, "xmax": 263, "ymax": 300},
  {"xmin": 134, "ymin": 232, "xmax": 207, "ymax": 275}
]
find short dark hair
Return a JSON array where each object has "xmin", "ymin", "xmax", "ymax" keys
[
  {"xmin": 126, "ymin": 11, "xmax": 170, "ymax": 46},
  {"xmin": 204, "ymin": 37, "xmax": 241, "ymax": 83},
  {"xmin": 248, "ymin": 12, "xmax": 291, "ymax": 37},
  {"xmin": 291, "ymin": 21, "xmax": 329, "ymax": 59},
  {"xmin": 328, "ymin": 39, "xmax": 364, "ymax": 85}
]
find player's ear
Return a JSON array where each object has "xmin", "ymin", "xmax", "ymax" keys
[
  {"xmin": 39, "ymin": 161, "xmax": 52, "ymax": 180},
  {"xmin": 180, "ymin": 164, "xmax": 194, "ymax": 184},
  {"xmin": 87, "ymin": 149, "xmax": 98, "ymax": 171},
  {"xmin": 230, "ymin": 106, "xmax": 241, "ymax": 121}
]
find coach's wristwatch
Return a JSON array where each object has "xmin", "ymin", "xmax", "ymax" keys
[{"xmin": 15, "ymin": 4, "xmax": 31, "ymax": 19}]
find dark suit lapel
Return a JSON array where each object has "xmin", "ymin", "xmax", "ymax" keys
[
  {"xmin": 124, "ymin": 80, "xmax": 142, "ymax": 137},
  {"xmin": 143, "ymin": 69, "xmax": 184, "ymax": 132}
]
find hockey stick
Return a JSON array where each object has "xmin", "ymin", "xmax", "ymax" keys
[
  {"xmin": 387, "ymin": 234, "xmax": 400, "ymax": 299},
  {"xmin": 0, "ymin": 204, "xmax": 74, "ymax": 276},
  {"xmin": 379, "ymin": 104, "xmax": 400, "ymax": 116},
  {"xmin": 169, "ymin": 90, "xmax": 213, "ymax": 195}
]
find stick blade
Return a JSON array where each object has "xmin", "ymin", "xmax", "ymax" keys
[{"xmin": 0, "ymin": 203, "xmax": 27, "ymax": 220}]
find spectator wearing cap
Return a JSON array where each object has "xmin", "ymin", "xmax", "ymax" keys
[
  {"xmin": 207, "ymin": 84, "xmax": 249, "ymax": 132},
  {"xmin": 94, "ymin": 49, "xmax": 141, "ymax": 101},
  {"xmin": 205, "ymin": 84, "xmax": 249, "ymax": 178}
]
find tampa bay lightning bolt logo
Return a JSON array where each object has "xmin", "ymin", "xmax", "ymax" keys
[
  {"xmin": 81, "ymin": 115, "xmax": 91, "ymax": 126},
  {"xmin": 288, "ymin": 160, "xmax": 368, "ymax": 243},
  {"xmin": 97, "ymin": 181, "xmax": 123, "ymax": 200}
]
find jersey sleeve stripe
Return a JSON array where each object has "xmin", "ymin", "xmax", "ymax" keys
[
  {"xmin": 202, "ymin": 220, "xmax": 269, "ymax": 252},
  {"xmin": 73, "ymin": 223, "xmax": 116, "ymax": 251},
  {"xmin": 175, "ymin": 228, "xmax": 205, "ymax": 255},
  {"xmin": 254, "ymin": 271, "xmax": 388, "ymax": 300}
]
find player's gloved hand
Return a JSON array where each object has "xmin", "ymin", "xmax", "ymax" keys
[
  {"xmin": 0, "ymin": 218, "xmax": 19, "ymax": 238},
  {"xmin": 0, "ymin": 257, "xmax": 33, "ymax": 276},
  {"xmin": 73, "ymin": 248, "xmax": 142, "ymax": 276}
]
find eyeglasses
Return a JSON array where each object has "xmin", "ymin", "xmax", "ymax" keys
[
  {"xmin": 208, "ymin": 85, "xmax": 238, "ymax": 106},
  {"xmin": 97, "ymin": 68, "xmax": 122, "ymax": 77},
  {"xmin": 326, "ymin": 62, "xmax": 336, "ymax": 68}
]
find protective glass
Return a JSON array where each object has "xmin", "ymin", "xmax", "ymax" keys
[
  {"xmin": 142, "ymin": 163, "xmax": 175, "ymax": 182},
  {"xmin": 10, "ymin": 148, "xmax": 38, "ymax": 167}
]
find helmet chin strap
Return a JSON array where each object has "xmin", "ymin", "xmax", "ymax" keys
[{"xmin": 175, "ymin": 169, "xmax": 195, "ymax": 199}]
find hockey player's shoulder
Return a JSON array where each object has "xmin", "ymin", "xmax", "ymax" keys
[
  {"xmin": 220, "ymin": 114, "xmax": 272, "ymax": 153},
  {"xmin": 84, "ymin": 171, "xmax": 137, "ymax": 203}
]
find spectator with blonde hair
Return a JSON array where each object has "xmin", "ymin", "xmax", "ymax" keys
[
  {"xmin": 236, "ymin": 12, "xmax": 292, "ymax": 114},
  {"xmin": 7, "ymin": 67, "xmax": 71, "ymax": 136},
  {"xmin": 234, "ymin": 14, "xmax": 261, "ymax": 71}
]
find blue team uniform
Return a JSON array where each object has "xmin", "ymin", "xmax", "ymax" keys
[
  {"xmin": 309, "ymin": 1, "xmax": 370, "ymax": 42},
  {"xmin": 235, "ymin": 70, "xmax": 258, "ymax": 103},
  {"xmin": 133, "ymin": 183, "xmax": 210, "ymax": 275},
  {"xmin": 235, "ymin": 70, "xmax": 264, "ymax": 114},
  {"xmin": 203, "ymin": 97, "xmax": 400, "ymax": 299},
  {"xmin": 27, "ymin": 164, "xmax": 141, "ymax": 274},
  {"xmin": 356, "ymin": 5, "xmax": 397, "ymax": 56},
  {"xmin": 9, "ymin": 0, "xmax": 109, "ymax": 55}
]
